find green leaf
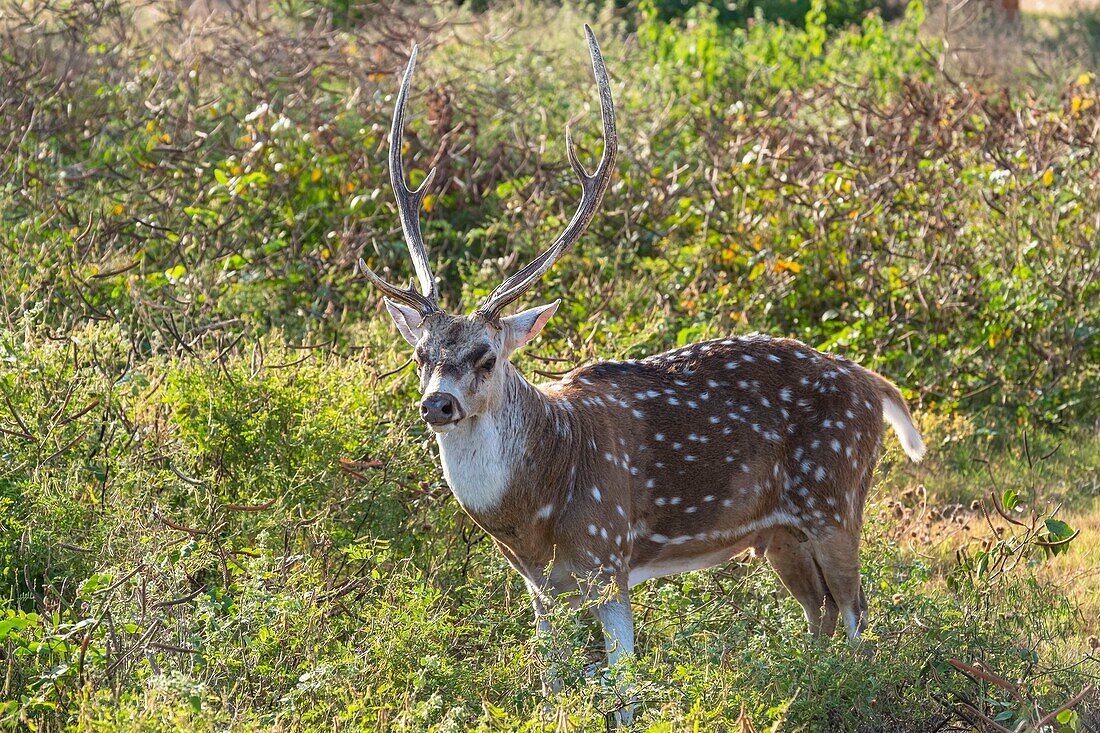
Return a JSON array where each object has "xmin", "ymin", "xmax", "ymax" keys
[
  {"xmin": 1001, "ymin": 489, "xmax": 1018, "ymax": 512},
  {"xmin": 1044, "ymin": 518, "xmax": 1074, "ymax": 539},
  {"xmin": 974, "ymin": 551, "xmax": 989, "ymax": 579},
  {"xmin": 1056, "ymin": 709, "xmax": 1076, "ymax": 724}
]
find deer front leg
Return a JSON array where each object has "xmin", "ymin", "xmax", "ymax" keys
[
  {"xmin": 526, "ymin": 580, "xmax": 565, "ymax": 695},
  {"xmin": 595, "ymin": 592, "xmax": 636, "ymax": 726}
]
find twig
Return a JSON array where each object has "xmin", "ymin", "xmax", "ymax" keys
[
  {"xmin": 948, "ymin": 658, "xmax": 1029, "ymax": 708},
  {"xmin": 152, "ymin": 585, "xmax": 207, "ymax": 609},
  {"xmin": 153, "ymin": 510, "xmax": 207, "ymax": 535},
  {"xmin": 223, "ymin": 496, "xmax": 278, "ymax": 512},
  {"xmin": 1032, "ymin": 684, "xmax": 1095, "ymax": 728},
  {"xmin": 988, "ymin": 491, "xmax": 1028, "ymax": 528},
  {"xmin": 1035, "ymin": 529, "xmax": 1080, "ymax": 548}
]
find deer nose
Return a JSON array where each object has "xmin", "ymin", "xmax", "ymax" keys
[{"xmin": 420, "ymin": 392, "xmax": 463, "ymax": 426}]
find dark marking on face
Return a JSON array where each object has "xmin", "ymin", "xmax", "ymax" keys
[{"xmin": 466, "ymin": 344, "xmax": 492, "ymax": 368}]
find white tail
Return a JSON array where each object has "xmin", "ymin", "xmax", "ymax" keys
[{"xmin": 881, "ymin": 392, "xmax": 925, "ymax": 462}]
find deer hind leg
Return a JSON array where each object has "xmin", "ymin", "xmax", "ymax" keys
[
  {"xmin": 808, "ymin": 529, "xmax": 867, "ymax": 642},
  {"xmin": 765, "ymin": 528, "xmax": 839, "ymax": 636}
]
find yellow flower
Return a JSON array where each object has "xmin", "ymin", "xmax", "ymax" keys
[
  {"xmin": 310, "ymin": 168, "xmax": 322, "ymax": 183},
  {"xmin": 1042, "ymin": 169, "xmax": 1054, "ymax": 186},
  {"xmin": 112, "ymin": 203, "xmax": 124, "ymax": 216},
  {"xmin": 1076, "ymin": 72, "xmax": 1094, "ymax": 86},
  {"xmin": 774, "ymin": 259, "xmax": 802, "ymax": 274}
]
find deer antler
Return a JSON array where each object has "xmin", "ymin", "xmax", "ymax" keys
[
  {"xmin": 476, "ymin": 25, "xmax": 617, "ymax": 322},
  {"xmin": 358, "ymin": 44, "xmax": 441, "ymax": 318}
]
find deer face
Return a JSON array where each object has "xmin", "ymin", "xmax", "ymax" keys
[{"xmin": 386, "ymin": 300, "xmax": 559, "ymax": 432}]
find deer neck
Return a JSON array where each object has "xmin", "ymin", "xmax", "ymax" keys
[{"xmin": 435, "ymin": 365, "xmax": 569, "ymax": 515}]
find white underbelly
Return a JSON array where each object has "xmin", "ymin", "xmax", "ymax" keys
[{"xmin": 628, "ymin": 545, "xmax": 747, "ymax": 588}]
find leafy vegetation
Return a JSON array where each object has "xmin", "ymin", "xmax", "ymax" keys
[{"xmin": 0, "ymin": 0, "xmax": 1097, "ymax": 730}]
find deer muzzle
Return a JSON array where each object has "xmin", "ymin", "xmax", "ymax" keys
[{"xmin": 420, "ymin": 391, "xmax": 464, "ymax": 429}]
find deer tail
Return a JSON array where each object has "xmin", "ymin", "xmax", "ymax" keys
[{"xmin": 872, "ymin": 373, "xmax": 925, "ymax": 462}]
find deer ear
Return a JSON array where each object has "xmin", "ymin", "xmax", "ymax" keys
[
  {"xmin": 384, "ymin": 298, "xmax": 426, "ymax": 346},
  {"xmin": 501, "ymin": 300, "xmax": 559, "ymax": 354}
]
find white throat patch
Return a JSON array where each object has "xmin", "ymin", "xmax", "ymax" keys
[{"xmin": 436, "ymin": 413, "xmax": 515, "ymax": 513}]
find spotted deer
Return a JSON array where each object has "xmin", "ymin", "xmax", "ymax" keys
[{"xmin": 361, "ymin": 26, "xmax": 925, "ymax": 713}]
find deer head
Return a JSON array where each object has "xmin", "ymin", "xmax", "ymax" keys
[{"xmin": 360, "ymin": 26, "xmax": 617, "ymax": 433}]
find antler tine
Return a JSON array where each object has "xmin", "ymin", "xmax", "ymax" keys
[
  {"xmin": 358, "ymin": 258, "xmax": 438, "ymax": 316},
  {"xmin": 477, "ymin": 24, "xmax": 617, "ymax": 322},
  {"xmin": 390, "ymin": 44, "xmax": 439, "ymax": 304}
]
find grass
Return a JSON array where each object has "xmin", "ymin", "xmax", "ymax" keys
[{"xmin": 0, "ymin": 0, "xmax": 1098, "ymax": 730}]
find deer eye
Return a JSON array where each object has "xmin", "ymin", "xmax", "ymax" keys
[{"xmin": 479, "ymin": 356, "xmax": 497, "ymax": 373}]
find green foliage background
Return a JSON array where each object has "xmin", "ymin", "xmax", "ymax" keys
[{"xmin": 0, "ymin": 0, "xmax": 1097, "ymax": 730}]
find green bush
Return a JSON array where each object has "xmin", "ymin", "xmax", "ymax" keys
[{"xmin": 637, "ymin": 0, "xmax": 886, "ymax": 29}]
